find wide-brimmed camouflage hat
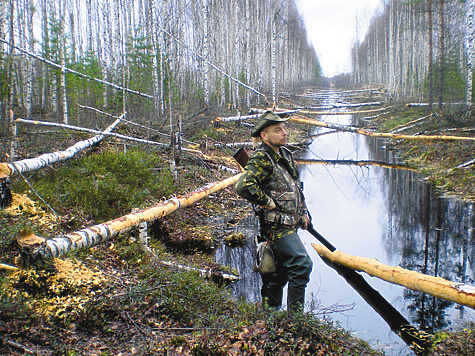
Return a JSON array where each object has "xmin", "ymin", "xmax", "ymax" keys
[{"xmin": 251, "ymin": 111, "xmax": 290, "ymax": 137}]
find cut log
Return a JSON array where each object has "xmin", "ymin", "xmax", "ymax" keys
[
  {"xmin": 296, "ymin": 159, "xmax": 417, "ymax": 171},
  {"xmin": 291, "ymin": 116, "xmax": 475, "ymax": 142},
  {"xmin": 296, "ymin": 106, "xmax": 392, "ymax": 116},
  {"xmin": 159, "ymin": 260, "xmax": 239, "ymax": 283},
  {"xmin": 0, "ymin": 262, "xmax": 19, "ymax": 271},
  {"xmin": 312, "ymin": 243, "xmax": 475, "ymax": 309},
  {"xmin": 390, "ymin": 114, "xmax": 434, "ymax": 133},
  {"xmin": 18, "ymin": 174, "xmax": 241, "ymax": 260},
  {"xmin": 295, "ymin": 102, "xmax": 382, "ymax": 110},
  {"xmin": 216, "ymin": 109, "xmax": 300, "ymax": 123},
  {"xmin": 452, "ymin": 158, "xmax": 475, "ymax": 170},
  {"xmin": 0, "ymin": 115, "xmax": 123, "ymax": 179}
]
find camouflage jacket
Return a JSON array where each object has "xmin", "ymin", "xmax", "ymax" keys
[{"xmin": 235, "ymin": 142, "xmax": 309, "ymax": 240}]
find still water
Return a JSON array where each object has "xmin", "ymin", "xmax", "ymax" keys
[{"xmin": 215, "ymin": 97, "xmax": 475, "ymax": 355}]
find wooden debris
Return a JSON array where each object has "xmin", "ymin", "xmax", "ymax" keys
[
  {"xmin": 0, "ymin": 262, "xmax": 19, "ymax": 271},
  {"xmin": 296, "ymin": 106, "xmax": 392, "ymax": 115},
  {"xmin": 291, "ymin": 116, "xmax": 475, "ymax": 142},
  {"xmin": 390, "ymin": 114, "xmax": 434, "ymax": 133},
  {"xmin": 159, "ymin": 260, "xmax": 239, "ymax": 283},
  {"xmin": 18, "ymin": 174, "xmax": 242, "ymax": 260},
  {"xmin": 312, "ymin": 243, "xmax": 475, "ymax": 309},
  {"xmin": 4, "ymin": 339, "xmax": 35, "ymax": 355},
  {"xmin": 448, "ymin": 158, "xmax": 475, "ymax": 172},
  {"xmin": 296, "ymin": 159, "xmax": 417, "ymax": 171},
  {"xmin": 0, "ymin": 115, "xmax": 124, "ymax": 178}
]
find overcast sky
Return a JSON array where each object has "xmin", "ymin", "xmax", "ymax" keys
[{"xmin": 295, "ymin": 0, "xmax": 382, "ymax": 77}]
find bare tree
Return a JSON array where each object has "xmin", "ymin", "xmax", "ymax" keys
[{"xmin": 465, "ymin": 0, "xmax": 475, "ymax": 110}]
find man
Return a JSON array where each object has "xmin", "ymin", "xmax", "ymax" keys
[{"xmin": 235, "ymin": 110, "xmax": 313, "ymax": 311}]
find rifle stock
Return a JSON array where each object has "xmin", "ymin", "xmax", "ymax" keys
[{"xmin": 233, "ymin": 147, "xmax": 249, "ymax": 168}]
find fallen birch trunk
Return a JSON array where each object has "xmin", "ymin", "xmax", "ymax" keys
[
  {"xmin": 406, "ymin": 102, "xmax": 465, "ymax": 107},
  {"xmin": 295, "ymin": 107, "xmax": 392, "ymax": 116},
  {"xmin": 312, "ymin": 243, "xmax": 475, "ymax": 309},
  {"xmin": 78, "ymin": 104, "xmax": 194, "ymax": 144},
  {"xmin": 0, "ymin": 262, "xmax": 19, "ymax": 271},
  {"xmin": 216, "ymin": 109, "xmax": 300, "ymax": 123},
  {"xmin": 214, "ymin": 141, "xmax": 254, "ymax": 148},
  {"xmin": 0, "ymin": 115, "xmax": 124, "ymax": 179},
  {"xmin": 290, "ymin": 116, "xmax": 475, "ymax": 142},
  {"xmin": 159, "ymin": 260, "xmax": 239, "ymax": 283},
  {"xmin": 296, "ymin": 102, "xmax": 382, "ymax": 110},
  {"xmin": 215, "ymin": 113, "xmax": 260, "ymax": 123},
  {"xmin": 18, "ymin": 174, "xmax": 241, "ymax": 261},
  {"xmin": 296, "ymin": 159, "xmax": 417, "ymax": 171},
  {"xmin": 390, "ymin": 114, "xmax": 434, "ymax": 134},
  {"xmin": 14, "ymin": 118, "xmax": 202, "ymax": 155},
  {"xmin": 448, "ymin": 158, "xmax": 475, "ymax": 172},
  {"xmin": 0, "ymin": 38, "xmax": 153, "ymax": 100}
]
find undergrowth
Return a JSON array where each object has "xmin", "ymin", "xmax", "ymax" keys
[
  {"xmin": 13, "ymin": 147, "xmax": 176, "ymax": 222},
  {"xmin": 0, "ymin": 237, "xmax": 384, "ymax": 355}
]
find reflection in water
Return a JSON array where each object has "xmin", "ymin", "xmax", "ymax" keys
[
  {"xmin": 215, "ymin": 214, "xmax": 262, "ymax": 304},
  {"xmin": 216, "ymin": 97, "xmax": 475, "ymax": 354},
  {"xmin": 369, "ymin": 135, "xmax": 475, "ymax": 332}
]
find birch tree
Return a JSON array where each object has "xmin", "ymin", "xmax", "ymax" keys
[
  {"xmin": 3, "ymin": 0, "xmax": 321, "ymax": 129},
  {"xmin": 438, "ymin": 0, "xmax": 446, "ymax": 109},
  {"xmin": 465, "ymin": 0, "xmax": 475, "ymax": 109},
  {"xmin": 428, "ymin": 0, "xmax": 434, "ymax": 111}
]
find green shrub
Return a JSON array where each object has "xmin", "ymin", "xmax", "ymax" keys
[{"xmin": 14, "ymin": 148, "xmax": 174, "ymax": 222}]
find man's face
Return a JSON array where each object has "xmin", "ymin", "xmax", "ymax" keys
[{"xmin": 261, "ymin": 122, "xmax": 287, "ymax": 150}]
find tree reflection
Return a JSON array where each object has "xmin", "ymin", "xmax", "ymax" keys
[{"xmin": 366, "ymin": 134, "xmax": 475, "ymax": 332}]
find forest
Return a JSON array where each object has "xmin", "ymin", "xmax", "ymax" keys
[
  {"xmin": 0, "ymin": 0, "xmax": 319, "ymax": 131},
  {"xmin": 1, "ymin": 0, "xmax": 475, "ymax": 355},
  {"xmin": 353, "ymin": 0, "xmax": 474, "ymax": 108}
]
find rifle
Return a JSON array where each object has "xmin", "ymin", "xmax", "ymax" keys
[
  {"xmin": 232, "ymin": 147, "xmax": 249, "ymax": 169},
  {"xmin": 233, "ymin": 146, "xmax": 432, "ymax": 353}
]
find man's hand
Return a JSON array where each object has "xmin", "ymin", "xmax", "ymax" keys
[{"xmin": 300, "ymin": 214, "xmax": 311, "ymax": 230}]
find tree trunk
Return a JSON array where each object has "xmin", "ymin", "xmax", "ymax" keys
[
  {"xmin": 465, "ymin": 0, "xmax": 475, "ymax": 110},
  {"xmin": 0, "ymin": 115, "xmax": 123, "ymax": 178},
  {"xmin": 312, "ymin": 243, "xmax": 475, "ymax": 309},
  {"xmin": 18, "ymin": 174, "xmax": 241, "ymax": 260},
  {"xmin": 60, "ymin": 1, "xmax": 69, "ymax": 124},
  {"xmin": 438, "ymin": 0, "xmax": 445, "ymax": 110}
]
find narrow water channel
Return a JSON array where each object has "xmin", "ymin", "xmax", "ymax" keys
[{"xmin": 215, "ymin": 95, "xmax": 475, "ymax": 355}]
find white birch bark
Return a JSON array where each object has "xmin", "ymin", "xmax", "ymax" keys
[
  {"xmin": 202, "ymin": 0, "xmax": 209, "ymax": 104},
  {"xmin": 158, "ymin": 5, "xmax": 165, "ymax": 117},
  {"xmin": 232, "ymin": 0, "xmax": 240, "ymax": 108},
  {"xmin": 59, "ymin": 1, "xmax": 69, "ymax": 124},
  {"xmin": 22, "ymin": 174, "xmax": 241, "ymax": 259},
  {"xmin": 102, "ymin": 0, "xmax": 112, "ymax": 107},
  {"xmin": 0, "ymin": 115, "xmax": 124, "ymax": 178},
  {"xmin": 245, "ymin": 0, "xmax": 251, "ymax": 107},
  {"xmin": 465, "ymin": 0, "xmax": 475, "ymax": 109},
  {"xmin": 11, "ymin": 117, "xmax": 192, "ymax": 150},
  {"xmin": 25, "ymin": 0, "xmax": 35, "ymax": 118},
  {"xmin": 271, "ymin": 15, "xmax": 277, "ymax": 107}
]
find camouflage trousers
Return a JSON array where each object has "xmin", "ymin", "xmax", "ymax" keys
[{"xmin": 260, "ymin": 232, "xmax": 313, "ymax": 311}]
